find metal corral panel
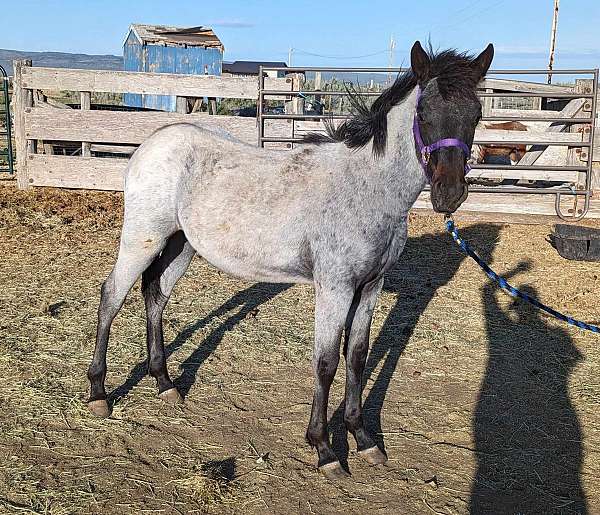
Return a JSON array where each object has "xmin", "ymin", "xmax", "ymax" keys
[{"xmin": 123, "ymin": 29, "xmax": 223, "ymax": 112}]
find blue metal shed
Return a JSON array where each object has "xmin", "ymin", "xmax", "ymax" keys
[{"xmin": 123, "ymin": 24, "xmax": 224, "ymax": 112}]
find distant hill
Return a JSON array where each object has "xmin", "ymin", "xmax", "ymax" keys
[
  {"xmin": 0, "ymin": 49, "xmax": 122, "ymax": 75},
  {"xmin": 305, "ymin": 70, "xmax": 393, "ymax": 86},
  {"xmin": 0, "ymin": 49, "xmax": 392, "ymax": 86}
]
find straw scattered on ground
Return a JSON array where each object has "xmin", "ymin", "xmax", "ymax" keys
[{"xmin": 1, "ymin": 181, "xmax": 599, "ymax": 514}]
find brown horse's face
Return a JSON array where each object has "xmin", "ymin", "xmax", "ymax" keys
[{"xmin": 411, "ymin": 42, "xmax": 494, "ymax": 214}]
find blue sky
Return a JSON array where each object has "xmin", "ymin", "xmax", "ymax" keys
[{"xmin": 3, "ymin": 0, "xmax": 600, "ymax": 70}]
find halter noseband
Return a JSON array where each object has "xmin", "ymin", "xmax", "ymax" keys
[{"xmin": 412, "ymin": 86, "xmax": 471, "ymax": 182}]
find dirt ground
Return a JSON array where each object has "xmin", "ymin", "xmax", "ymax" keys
[{"xmin": 1, "ymin": 182, "xmax": 599, "ymax": 514}]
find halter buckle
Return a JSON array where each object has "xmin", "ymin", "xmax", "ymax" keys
[{"xmin": 421, "ymin": 149, "xmax": 430, "ymax": 165}]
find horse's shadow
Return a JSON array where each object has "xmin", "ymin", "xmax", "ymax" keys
[
  {"xmin": 328, "ymin": 223, "xmax": 500, "ymax": 468},
  {"xmin": 108, "ymin": 283, "xmax": 289, "ymax": 403}
]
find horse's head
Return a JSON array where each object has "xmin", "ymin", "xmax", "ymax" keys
[{"xmin": 411, "ymin": 41, "xmax": 494, "ymax": 214}]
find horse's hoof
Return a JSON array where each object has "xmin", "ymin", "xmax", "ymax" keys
[
  {"xmin": 318, "ymin": 461, "xmax": 350, "ymax": 480},
  {"xmin": 358, "ymin": 446, "xmax": 388, "ymax": 466},
  {"xmin": 158, "ymin": 388, "xmax": 183, "ymax": 405},
  {"xmin": 88, "ymin": 399, "xmax": 110, "ymax": 418}
]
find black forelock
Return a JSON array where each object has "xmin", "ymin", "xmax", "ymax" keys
[{"xmin": 303, "ymin": 45, "xmax": 482, "ymax": 157}]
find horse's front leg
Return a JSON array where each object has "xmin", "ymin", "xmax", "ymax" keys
[
  {"xmin": 306, "ymin": 283, "xmax": 354, "ymax": 479},
  {"xmin": 344, "ymin": 277, "xmax": 388, "ymax": 465}
]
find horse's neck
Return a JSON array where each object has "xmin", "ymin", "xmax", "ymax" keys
[{"xmin": 375, "ymin": 87, "xmax": 426, "ymax": 212}]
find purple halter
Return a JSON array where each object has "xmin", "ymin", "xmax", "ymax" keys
[{"xmin": 412, "ymin": 86, "xmax": 471, "ymax": 182}]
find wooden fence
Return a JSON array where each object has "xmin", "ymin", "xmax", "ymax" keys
[
  {"xmin": 12, "ymin": 60, "xmax": 299, "ymax": 190},
  {"xmin": 11, "ymin": 60, "xmax": 600, "ymax": 220}
]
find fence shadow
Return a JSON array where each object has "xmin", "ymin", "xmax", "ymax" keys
[
  {"xmin": 328, "ymin": 224, "xmax": 501, "ymax": 469},
  {"xmin": 470, "ymin": 267, "xmax": 586, "ymax": 514}
]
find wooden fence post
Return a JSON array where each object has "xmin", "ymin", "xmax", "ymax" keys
[
  {"xmin": 80, "ymin": 91, "xmax": 91, "ymax": 157},
  {"xmin": 285, "ymin": 73, "xmax": 304, "ymax": 115},
  {"xmin": 208, "ymin": 97, "xmax": 217, "ymax": 115},
  {"xmin": 314, "ymin": 71, "xmax": 322, "ymax": 106},
  {"xmin": 482, "ymin": 88, "xmax": 493, "ymax": 117},
  {"xmin": 13, "ymin": 59, "xmax": 33, "ymax": 189},
  {"xmin": 175, "ymin": 96, "xmax": 188, "ymax": 114}
]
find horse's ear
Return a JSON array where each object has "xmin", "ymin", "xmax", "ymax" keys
[
  {"xmin": 410, "ymin": 41, "xmax": 431, "ymax": 83},
  {"xmin": 472, "ymin": 43, "xmax": 494, "ymax": 81}
]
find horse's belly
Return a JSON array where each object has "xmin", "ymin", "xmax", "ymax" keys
[
  {"xmin": 201, "ymin": 253, "xmax": 312, "ymax": 284},
  {"xmin": 184, "ymin": 226, "xmax": 313, "ymax": 285},
  {"xmin": 178, "ymin": 176, "xmax": 314, "ymax": 284}
]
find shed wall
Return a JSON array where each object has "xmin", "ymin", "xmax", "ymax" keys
[
  {"xmin": 123, "ymin": 32, "xmax": 222, "ymax": 112},
  {"xmin": 123, "ymin": 31, "xmax": 144, "ymax": 108}
]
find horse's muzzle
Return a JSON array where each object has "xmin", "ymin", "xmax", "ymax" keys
[{"xmin": 430, "ymin": 180, "xmax": 468, "ymax": 214}]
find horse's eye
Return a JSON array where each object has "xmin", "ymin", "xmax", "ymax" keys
[{"xmin": 417, "ymin": 112, "xmax": 426, "ymax": 123}]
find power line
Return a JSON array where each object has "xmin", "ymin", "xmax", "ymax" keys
[
  {"xmin": 292, "ymin": 48, "xmax": 389, "ymax": 60},
  {"xmin": 452, "ymin": 0, "xmax": 490, "ymax": 17},
  {"xmin": 432, "ymin": 0, "xmax": 508, "ymax": 31},
  {"xmin": 412, "ymin": 0, "xmax": 496, "ymax": 31}
]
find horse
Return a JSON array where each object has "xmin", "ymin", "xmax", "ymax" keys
[
  {"xmin": 87, "ymin": 41, "xmax": 494, "ymax": 479},
  {"xmin": 477, "ymin": 120, "xmax": 527, "ymax": 164}
]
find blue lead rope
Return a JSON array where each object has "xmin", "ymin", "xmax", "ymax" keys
[{"xmin": 445, "ymin": 218, "xmax": 600, "ymax": 334}]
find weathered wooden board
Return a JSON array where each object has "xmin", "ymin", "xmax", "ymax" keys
[
  {"xmin": 27, "ymin": 155, "xmax": 600, "ymax": 220},
  {"xmin": 473, "ymin": 128, "xmax": 582, "ymax": 144},
  {"xmin": 90, "ymin": 143, "xmax": 136, "ymax": 155},
  {"xmin": 21, "ymin": 66, "xmax": 293, "ymax": 99},
  {"xmin": 286, "ymin": 119, "xmax": 585, "ymax": 145},
  {"xmin": 467, "ymin": 167, "xmax": 580, "ymax": 183},
  {"xmin": 488, "ymin": 107, "xmax": 589, "ymax": 120},
  {"xmin": 25, "ymin": 107, "xmax": 294, "ymax": 146},
  {"xmin": 414, "ymin": 191, "xmax": 600, "ymax": 218},
  {"xmin": 13, "ymin": 60, "xmax": 33, "ymax": 189},
  {"xmin": 516, "ymin": 99, "xmax": 587, "ymax": 169},
  {"xmin": 479, "ymin": 78, "xmax": 574, "ymax": 94},
  {"xmin": 80, "ymin": 91, "xmax": 91, "ymax": 157},
  {"xmin": 25, "ymin": 104, "xmax": 587, "ymax": 172},
  {"xmin": 28, "ymin": 155, "xmax": 126, "ymax": 190}
]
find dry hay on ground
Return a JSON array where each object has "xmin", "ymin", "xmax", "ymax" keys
[{"xmin": 0, "ymin": 181, "xmax": 599, "ymax": 514}]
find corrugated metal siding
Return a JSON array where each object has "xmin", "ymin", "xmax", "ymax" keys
[
  {"xmin": 123, "ymin": 35, "xmax": 222, "ymax": 112},
  {"xmin": 123, "ymin": 31, "xmax": 143, "ymax": 108}
]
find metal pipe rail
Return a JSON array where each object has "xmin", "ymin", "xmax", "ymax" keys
[
  {"xmin": 261, "ymin": 89, "xmax": 595, "ymax": 100},
  {"xmin": 261, "ymin": 112, "xmax": 594, "ymax": 123},
  {"xmin": 257, "ymin": 65, "xmax": 599, "ymax": 220},
  {"xmin": 262, "ymin": 66, "xmax": 596, "ymax": 75},
  {"xmin": 0, "ymin": 64, "xmax": 13, "ymax": 175}
]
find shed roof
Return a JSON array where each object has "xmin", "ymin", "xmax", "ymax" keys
[
  {"xmin": 127, "ymin": 24, "xmax": 224, "ymax": 51},
  {"xmin": 222, "ymin": 61, "xmax": 288, "ymax": 75}
]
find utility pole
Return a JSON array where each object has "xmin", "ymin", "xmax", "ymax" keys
[
  {"xmin": 548, "ymin": 0, "xmax": 559, "ymax": 84},
  {"xmin": 288, "ymin": 47, "xmax": 294, "ymax": 67},
  {"xmin": 388, "ymin": 35, "xmax": 396, "ymax": 85}
]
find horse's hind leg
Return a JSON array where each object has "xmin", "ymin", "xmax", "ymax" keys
[
  {"xmin": 141, "ymin": 231, "xmax": 195, "ymax": 403},
  {"xmin": 88, "ymin": 232, "xmax": 171, "ymax": 417}
]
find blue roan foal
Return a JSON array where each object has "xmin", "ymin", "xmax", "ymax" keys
[{"xmin": 88, "ymin": 41, "xmax": 494, "ymax": 479}]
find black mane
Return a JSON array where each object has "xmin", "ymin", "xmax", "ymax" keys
[{"xmin": 303, "ymin": 46, "xmax": 482, "ymax": 157}]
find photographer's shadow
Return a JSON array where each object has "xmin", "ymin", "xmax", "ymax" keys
[{"xmin": 470, "ymin": 262, "xmax": 586, "ymax": 514}]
